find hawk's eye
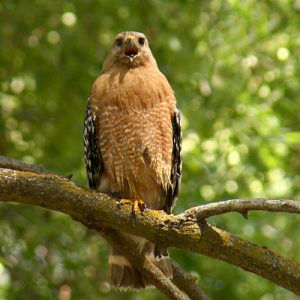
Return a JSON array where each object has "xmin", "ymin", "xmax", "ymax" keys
[
  {"xmin": 138, "ymin": 37, "xmax": 145, "ymax": 46},
  {"xmin": 115, "ymin": 38, "xmax": 123, "ymax": 47}
]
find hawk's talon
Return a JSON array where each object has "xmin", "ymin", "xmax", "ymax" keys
[
  {"xmin": 131, "ymin": 211, "xmax": 138, "ymax": 223},
  {"xmin": 139, "ymin": 201, "xmax": 146, "ymax": 213},
  {"xmin": 116, "ymin": 201, "xmax": 121, "ymax": 210}
]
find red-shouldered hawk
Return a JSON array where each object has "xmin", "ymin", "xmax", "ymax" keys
[{"xmin": 84, "ymin": 31, "xmax": 182, "ymax": 290}]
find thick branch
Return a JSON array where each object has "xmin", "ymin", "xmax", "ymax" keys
[{"xmin": 0, "ymin": 167, "xmax": 300, "ymax": 295}]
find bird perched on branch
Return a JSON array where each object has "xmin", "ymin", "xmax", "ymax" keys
[{"xmin": 83, "ymin": 31, "xmax": 182, "ymax": 290}]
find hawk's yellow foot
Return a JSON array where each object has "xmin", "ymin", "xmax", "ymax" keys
[{"xmin": 117, "ymin": 198, "xmax": 146, "ymax": 219}]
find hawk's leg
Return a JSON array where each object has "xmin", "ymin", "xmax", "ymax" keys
[{"xmin": 115, "ymin": 183, "xmax": 146, "ymax": 220}]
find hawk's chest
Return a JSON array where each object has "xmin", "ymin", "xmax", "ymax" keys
[{"xmin": 91, "ymin": 67, "xmax": 175, "ymax": 189}]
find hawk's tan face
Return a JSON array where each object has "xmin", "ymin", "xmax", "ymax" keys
[{"xmin": 104, "ymin": 31, "xmax": 156, "ymax": 69}]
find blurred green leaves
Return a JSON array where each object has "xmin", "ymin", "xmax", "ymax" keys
[{"xmin": 0, "ymin": 0, "xmax": 300, "ymax": 299}]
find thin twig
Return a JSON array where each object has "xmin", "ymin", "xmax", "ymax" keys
[
  {"xmin": 182, "ymin": 198, "xmax": 300, "ymax": 220},
  {"xmin": 0, "ymin": 155, "xmax": 52, "ymax": 174},
  {"xmin": 101, "ymin": 228, "xmax": 189, "ymax": 300},
  {"xmin": 171, "ymin": 260, "xmax": 210, "ymax": 300}
]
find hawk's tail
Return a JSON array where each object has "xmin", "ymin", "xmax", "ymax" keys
[{"xmin": 109, "ymin": 238, "xmax": 172, "ymax": 290}]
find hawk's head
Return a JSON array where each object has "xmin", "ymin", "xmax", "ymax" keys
[{"xmin": 103, "ymin": 31, "xmax": 157, "ymax": 71}]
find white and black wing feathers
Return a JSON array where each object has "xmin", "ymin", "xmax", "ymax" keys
[
  {"xmin": 83, "ymin": 98, "xmax": 103, "ymax": 189},
  {"xmin": 164, "ymin": 107, "xmax": 182, "ymax": 213}
]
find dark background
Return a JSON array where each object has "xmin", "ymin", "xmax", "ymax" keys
[{"xmin": 1, "ymin": 1, "xmax": 300, "ymax": 299}]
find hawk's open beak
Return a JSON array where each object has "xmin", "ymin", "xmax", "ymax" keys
[{"xmin": 124, "ymin": 37, "xmax": 139, "ymax": 58}]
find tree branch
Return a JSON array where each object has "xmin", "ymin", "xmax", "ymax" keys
[
  {"xmin": 171, "ymin": 260, "xmax": 209, "ymax": 300},
  {"xmin": 104, "ymin": 228, "xmax": 209, "ymax": 299},
  {"xmin": 0, "ymin": 155, "xmax": 52, "ymax": 174},
  {"xmin": 183, "ymin": 198, "xmax": 300, "ymax": 220},
  {"xmin": 1, "ymin": 159, "xmax": 300, "ymax": 296},
  {"xmin": 101, "ymin": 228, "xmax": 190, "ymax": 300},
  {"xmin": 0, "ymin": 157, "xmax": 209, "ymax": 299}
]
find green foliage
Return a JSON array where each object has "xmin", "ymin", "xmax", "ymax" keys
[{"xmin": 0, "ymin": 1, "xmax": 299, "ymax": 299}]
